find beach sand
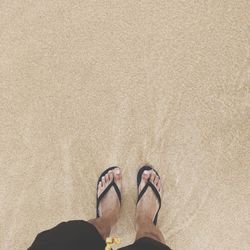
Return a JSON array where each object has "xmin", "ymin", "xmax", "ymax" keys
[{"xmin": 0, "ymin": 1, "xmax": 249, "ymax": 249}]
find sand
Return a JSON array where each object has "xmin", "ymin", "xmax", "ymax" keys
[{"xmin": 0, "ymin": 1, "xmax": 249, "ymax": 249}]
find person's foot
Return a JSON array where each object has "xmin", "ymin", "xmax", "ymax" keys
[
  {"xmin": 136, "ymin": 170, "xmax": 162, "ymax": 225},
  {"xmin": 97, "ymin": 167, "xmax": 122, "ymax": 225}
]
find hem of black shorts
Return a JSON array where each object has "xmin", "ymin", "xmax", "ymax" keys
[
  {"xmin": 82, "ymin": 220, "xmax": 105, "ymax": 240},
  {"xmin": 134, "ymin": 237, "xmax": 171, "ymax": 250}
]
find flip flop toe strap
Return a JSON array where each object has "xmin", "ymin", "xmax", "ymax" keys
[
  {"xmin": 96, "ymin": 179, "xmax": 121, "ymax": 218},
  {"xmin": 137, "ymin": 181, "xmax": 162, "ymax": 225}
]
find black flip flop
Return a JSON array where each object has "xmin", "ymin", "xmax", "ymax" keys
[
  {"xmin": 137, "ymin": 165, "xmax": 162, "ymax": 225},
  {"xmin": 96, "ymin": 166, "xmax": 122, "ymax": 218}
]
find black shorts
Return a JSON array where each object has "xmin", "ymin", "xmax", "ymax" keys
[{"xmin": 28, "ymin": 220, "xmax": 171, "ymax": 250}]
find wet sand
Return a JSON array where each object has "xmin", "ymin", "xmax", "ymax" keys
[{"xmin": 0, "ymin": 1, "xmax": 249, "ymax": 249}]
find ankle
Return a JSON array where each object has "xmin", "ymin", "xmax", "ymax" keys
[
  {"xmin": 102, "ymin": 215, "xmax": 118, "ymax": 227},
  {"xmin": 136, "ymin": 214, "xmax": 152, "ymax": 227}
]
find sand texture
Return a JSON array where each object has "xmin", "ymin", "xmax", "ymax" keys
[{"xmin": 0, "ymin": 1, "xmax": 250, "ymax": 249}]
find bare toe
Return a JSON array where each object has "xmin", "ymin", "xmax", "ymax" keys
[
  {"xmin": 101, "ymin": 176, "xmax": 105, "ymax": 187},
  {"xmin": 108, "ymin": 170, "xmax": 113, "ymax": 180},
  {"xmin": 157, "ymin": 179, "xmax": 161, "ymax": 191},
  {"xmin": 150, "ymin": 171, "xmax": 156, "ymax": 182},
  {"xmin": 114, "ymin": 168, "xmax": 122, "ymax": 188},
  {"xmin": 139, "ymin": 170, "xmax": 150, "ymax": 192},
  {"xmin": 154, "ymin": 176, "xmax": 159, "ymax": 186}
]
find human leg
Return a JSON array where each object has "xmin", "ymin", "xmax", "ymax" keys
[
  {"xmin": 118, "ymin": 166, "xmax": 171, "ymax": 250},
  {"xmin": 135, "ymin": 169, "xmax": 165, "ymax": 243},
  {"xmin": 88, "ymin": 167, "xmax": 122, "ymax": 239}
]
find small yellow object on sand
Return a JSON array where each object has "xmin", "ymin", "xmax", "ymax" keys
[{"xmin": 105, "ymin": 237, "xmax": 121, "ymax": 250}]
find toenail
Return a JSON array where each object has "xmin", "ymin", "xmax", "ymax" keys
[{"xmin": 115, "ymin": 168, "xmax": 120, "ymax": 174}]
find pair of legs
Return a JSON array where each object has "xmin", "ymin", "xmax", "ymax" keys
[
  {"xmin": 88, "ymin": 167, "xmax": 166, "ymax": 245},
  {"xmin": 28, "ymin": 167, "xmax": 170, "ymax": 250}
]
